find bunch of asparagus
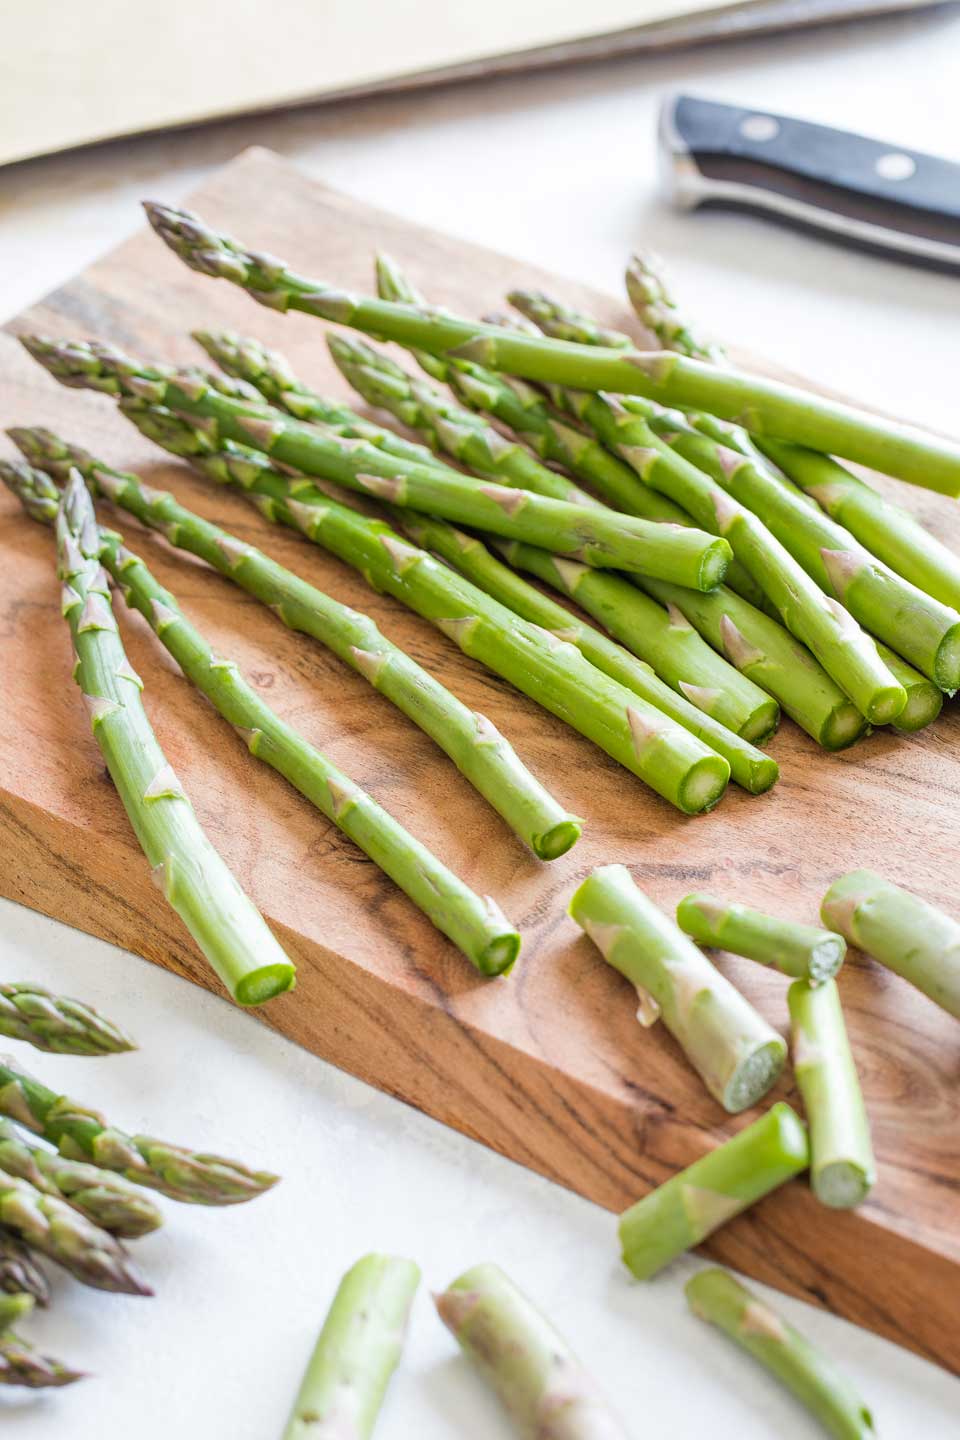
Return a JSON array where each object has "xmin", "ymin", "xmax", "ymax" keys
[{"xmin": 0, "ymin": 978, "xmax": 277, "ymax": 1386}]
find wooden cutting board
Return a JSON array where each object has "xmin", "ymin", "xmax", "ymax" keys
[{"xmin": 2, "ymin": 147, "xmax": 957, "ymax": 1371}]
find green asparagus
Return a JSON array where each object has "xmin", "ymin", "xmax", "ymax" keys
[
  {"xmin": 569, "ymin": 865, "xmax": 786, "ymax": 1112},
  {"xmin": 143, "ymin": 202, "xmax": 960, "ymax": 494},
  {"xmin": 676, "ymin": 894, "xmax": 846, "ymax": 985},
  {"xmin": 0, "ymin": 1295, "xmax": 82, "ymax": 1388},
  {"xmin": 0, "ymin": 1117, "xmax": 163, "ymax": 1239},
  {"xmin": 4, "ymin": 460, "xmax": 523, "ymax": 977},
  {"xmin": 0, "ymin": 1055, "xmax": 278, "ymax": 1204},
  {"xmin": 686, "ymin": 1268, "xmax": 876, "ymax": 1439},
  {"xmin": 0, "ymin": 1230, "xmax": 50, "ymax": 1307},
  {"xmin": 51, "ymin": 468, "xmax": 297, "ymax": 1007},
  {"xmin": 618, "ymin": 1103, "xmax": 809, "ymax": 1279},
  {"xmin": 399, "ymin": 515, "xmax": 778, "ymax": 794},
  {"xmin": 0, "ymin": 982, "xmax": 135, "ymax": 1056},
  {"xmin": 281, "ymin": 1254, "xmax": 420, "ymax": 1439},
  {"xmin": 0, "ymin": 1163, "xmax": 150, "ymax": 1294},
  {"xmin": 10, "ymin": 433, "xmax": 577, "ymax": 864},
  {"xmin": 435, "ymin": 1261, "xmax": 628, "ymax": 1439},
  {"xmin": 113, "ymin": 410, "xmax": 734, "ymax": 815},
  {"xmin": 821, "ymin": 871, "xmax": 960, "ymax": 1019},
  {"xmin": 788, "ymin": 980, "xmax": 876, "ymax": 1208}
]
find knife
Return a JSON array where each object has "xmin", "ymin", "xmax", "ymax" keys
[{"xmin": 658, "ymin": 93, "xmax": 960, "ymax": 271}]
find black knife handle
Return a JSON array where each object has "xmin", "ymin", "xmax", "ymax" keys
[{"xmin": 659, "ymin": 93, "xmax": 960, "ymax": 268}]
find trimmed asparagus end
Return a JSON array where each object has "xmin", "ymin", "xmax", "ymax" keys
[
  {"xmin": 821, "ymin": 702, "xmax": 869, "ymax": 752},
  {"xmin": 739, "ymin": 698, "xmax": 780, "ymax": 746},
  {"xmin": 233, "ymin": 963, "xmax": 297, "ymax": 1007},
  {"xmin": 723, "ymin": 1038, "xmax": 788, "ymax": 1114},
  {"xmin": 478, "ymin": 932, "xmax": 522, "ymax": 979},
  {"xmin": 933, "ymin": 623, "xmax": 960, "ymax": 694},
  {"xmin": 678, "ymin": 756, "xmax": 731, "ymax": 815},
  {"xmin": 697, "ymin": 538, "xmax": 733, "ymax": 593},
  {"xmin": 533, "ymin": 817, "xmax": 583, "ymax": 861},
  {"xmin": 743, "ymin": 755, "xmax": 780, "ymax": 795},
  {"xmin": 815, "ymin": 1159, "xmax": 874, "ymax": 1210},
  {"xmin": 865, "ymin": 682, "xmax": 907, "ymax": 727},
  {"xmin": 808, "ymin": 937, "xmax": 847, "ymax": 986},
  {"xmin": 892, "ymin": 677, "xmax": 944, "ymax": 733}
]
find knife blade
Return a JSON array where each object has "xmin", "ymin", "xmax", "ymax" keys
[{"xmin": 659, "ymin": 93, "xmax": 960, "ymax": 271}]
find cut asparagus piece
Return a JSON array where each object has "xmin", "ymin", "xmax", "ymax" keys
[
  {"xmin": 3, "ymin": 461, "xmax": 523, "ymax": 977},
  {"xmin": 0, "ymin": 1229, "xmax": 50, "ymax": 1307},
  {"xmin": 24, "ymin": 335, "xmax": 734, "ymax": 592},
  {"xmin": 110, "ymin": 411, "xmax": 733, "ymax": 816},
  {"xmin": 505, "ymin": 293, "xmax": 905, "ymax": 725},
  {"xmin": 281, "ymin": 1254, "xmax": 420, "ymax": 1439},
  {"xmin": 0, "ymin": 1163, "xmax": 150, "ymax": 1295},
  {"xmin": 686, "ymin": 1268, "xmax": 876, "ymax": 1439},
  {"xmin": 0, "ymin": 982, "xmax": 135, "ymax": 1056},
  {"xmin": 676, "ymin": 894, "xmax": 846, "ymax": 985},
  {"xmin": 0, "ymin": 1056, "xmax": 278, "ymax": 1205},
  {"xmin": 821, "ymin": 871, "xmax": 960, "ymax": 1019},
  {"xmin": 618, "ymin": 1103, "xmax": 809, "ymax": 1280},
  {"xmin": 399, "ymin": 515, "xmax": 777, "ymax": 795},
  {"xmin": 0, "ymin": 1117, "xmax": 163, "ymax": 1239},
  {"xmin": 641, "ymin": 577, "xmax": 867, "ymax": 750},
  {"xmin": 435, "ymin": 1261, "xmax": 628, "ymax": 1439},
  {"xmin": 569, "ymin": 866, "xmax": 786, "ymax": 1112},
  {"xmin": 875, "ymin": 641, "xmax": 943, "ymax": 733},
  {"xmin": 9, "ymin": 435, "xmax": 577, "ymax": 864},
  {"xmin": 143, "ymin": 201, "xmax": 960, "ymax": 494},
  {"xmin": 788, "ymin": 980, "xmax": 876, "ymax": 1209},
  {"xmin": 53, "ymin": 468, "xmax": 297, "ymax": 1007}
]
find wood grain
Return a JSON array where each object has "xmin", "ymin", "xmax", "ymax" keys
[{"xmin": 2, "ymin": 147, "xmax": 958, "ymax": 1370}]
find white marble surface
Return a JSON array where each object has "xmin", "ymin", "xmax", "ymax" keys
[{"xmin": 2, "ymin": 8, "xmax": 959, "ymax": 1434}]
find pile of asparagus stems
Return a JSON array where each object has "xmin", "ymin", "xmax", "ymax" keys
[{"xmin": 0, "ymin": 983, "xmax": 276, "ymax": 1386}]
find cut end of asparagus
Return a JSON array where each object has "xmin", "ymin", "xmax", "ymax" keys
[
  {"xmin": 892, "ymin": 676, "xmax": 945, "ymax": 733},
  {"xmin": 821, "ymin": 701, "xmax": 870, "ymax": 752},
  {"xmin": 678, "ymin": 755, "xmax": 731, "ymax": 815},
  {"xmin": 933, "ymin": 623, "xmax": 960, "ymax": 695},
  {"xmin": 697, "ymin": 538, "xmax": 733, "ymax": 593},
  {"xmin": 233, "ymin": 962, "xmax": 298, "ymax": 1008},
  {"xmin": 533, "ymin": 817, "xmax": 583, "ymax": 862},
  {"xmin": 864, "ymin": 681, "xmax": 908, "ymax": 727},
  {"xmin": 723, "ymin": 1038, "xmax": 788, "ymax": 1115},
  {"xmin": 743, "ymin": 754, "xmax": 780, "ymax": 796},
  {"xmin": 738, "ymin": 698, "xmax": 780, "ymax": 747},
  {"xmin": 808, "ymin": 937, "xmax": 847, "ymax": 986},
  {"xmin": 815, "ymin": 1159, "xmax": 875, "ymax": 1210},
  {"xmin": 478, "ymin": 932, "xmax": 522, "ymax": 979}
]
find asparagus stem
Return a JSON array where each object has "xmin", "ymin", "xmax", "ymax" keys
[
  {"xmin": 0, "ymin": 1229, "xmax": 50, "ymax": 1307},
  {"xmin": 399, "ymin": 515, "xmax": 777, "ymax": 795},
  {"xmin": 0, "ymin": 982, "xmax": 135, "ymax": 1056},
  {"xmin": 143, "ymin": 201, "xmax": 960, "ymax": 494},
  {"xmin": 51, "ymin": 469, "xmax": 297, "ymax": 1007},
  {"xmin": 4, "ymin": 461, "xmax": 523, "ymax": 977},
  {"xmin": 0, "ymin": 1117, "xmax": 163, "ymax": 1239},
  {"xmin": 618, "ymin": 1103, "xmax": 809, "ymax": 1280},
  {"xmin": 505, "ymin": 293, "xmax": 905, "ymax": 725},
  {"xmin": 0, "ymin": 1314, "xmax": 83, "ymax": 1389},
  {"xmin": 0, "ymin": 1055, "xmax": 278, "ymax": 1205},
  {"xmin": 0, "ymin": 1292, "xmax": 34, "ymax": 1329},
  {"xmin": 281, "ymin": 1254, "xmax": 420, "ymax": 1439},
  {"xmin": 435, "ymin": 1261, "xmax": 628, "ymax": 1439},
  {"xmin": 821, "ymin": 870, "xmax": 960, "ymax": 1019},
  {"xmin": 676, "ymin": 894, "xmax": 846, "ymax": 985},
  {"xmin": 109, "ymin": 412, "xmax": 733, "ymax": 816},
  {"xmin": 9, "ymin": 434, "xmax": 577, "ymax": 865},
  {"xmin": 686, "ymin": 1268, "xmax": 876, "ymax": 1439},
  {"xmin": 569, "ymin": 865, "xmax": 786, "ymax": 1112},
  {"xmin": 788, "ymin": 980, "xmax": 876, "ymax": 1209},
  {"xmin": 0, "ymin": 1163, "xmax": 150, "ymax": 1295},
  {"xmin": 877, "ymin": 641, "xmax": 943, "ymax": 732}
]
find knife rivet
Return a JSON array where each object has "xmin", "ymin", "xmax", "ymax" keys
[
  {"xmin": 875, "ymin": 152, "xmax": 917, "ymax": 182},
  {"xmin": 739, "ymin": 115, "xmax": 780, "ymax": 143}
]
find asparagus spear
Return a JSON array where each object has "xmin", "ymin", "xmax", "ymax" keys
[
  {"xmin": 676, "ymin": 894, "xmax": 846, "ymax": 985},
  {"xmin": 143, "ymin": 201, "xmax": 960, "ymax": 495},
  {"xmin": 618, "ymin": 1103, "xmax": 809, "ymax": 1280},
  {"xmin": 52, "ymin": 468, "xmax": 297, "ymax": 1007},
  {"xmin": 506, "ymin": 293, "xmax": 906, "ymax": 726},
  {"xmin": 686, "ymin": 1268, "xmax": 876, "ymax": 1439},
  {"xmin": 238, "ymin": 331, "xmax": 777, "ymax": 742},
  {"xmin": 399, "ymin": 515, "xmax": 778, "ymax": 795},
  {"xmin": 821, "ymin": 871, "xmax": 960, "ymax": 1019},
  {"xmin": 877, "ymin": 641, "xmax": 943, "ymax": 733},
  {"xmin": 0, "ymin": 982, "xmax": 135, "ymax": 1056},
  {"xmin": 0, "ymin": 1117, "xmax": 163, "ymax": 1239},
  {"xmin": 435, "ymin": 1261, "xmax": 628, "ymax": 1439},
  {"xmin": 281, "ymin": 1254, "xmax": 420, "ymax": 1439},
  {"xmin": 0, "ymin": 1163, "xmax": 150, "ymax": 1294},
  {"xmin": 9, "ymin": 434, "xmax": 577, "ymax": 865},
  {"xmin": 6, "ymin": 460, "xmax": 523, "ymax": 976},
  {"xmin": 107, "ymin": 412, "xmax": 734, "ymax": 816},
  {"xmin": 0, "ymin": 1055, "xmax": 278, "ymax": 1204},
  {"xmin": 0, "ymin": 1229, "xmax": 50, "ymax": 1306},
  {"xmin": 788, "ymin": 981, "xmax": 876, "ymax": 1209},
  {"xmin": 569, "ymin": 865, "xmax": 786, "ymax": 1112},
  {"xmin": 24, "ymin": 336, "xmax": 734, "ymax": 593},
  {"xmin": 0, "ymin": 1294, "xmax": 83, "ymax": 1389}
]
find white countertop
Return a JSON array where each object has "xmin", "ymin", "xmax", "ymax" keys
[{"xmin": 2, "ymin": 9, "xmax": 959, "ymax": 1435}]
